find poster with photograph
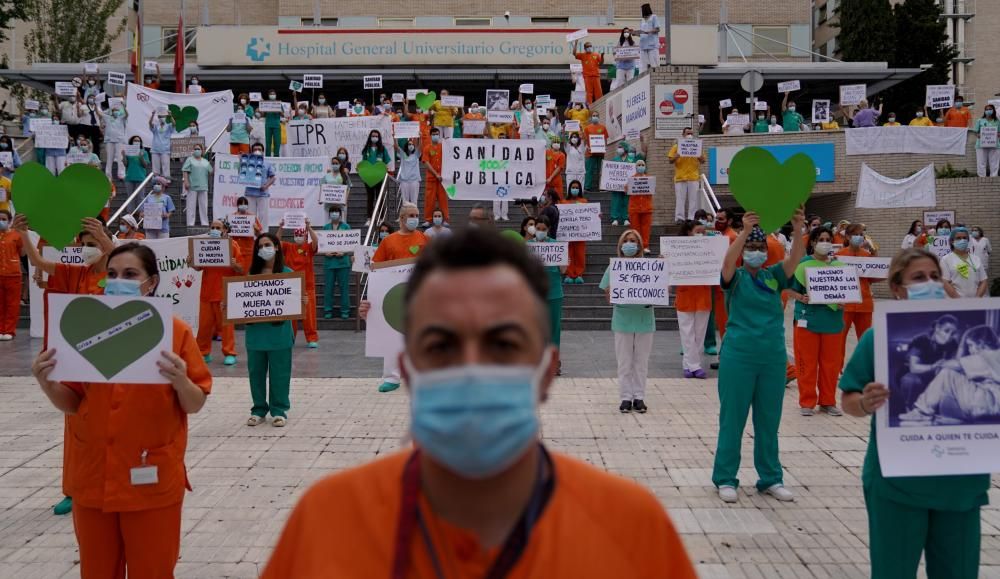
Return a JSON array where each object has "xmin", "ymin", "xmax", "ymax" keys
[
  {"xmin": 873, "ymin": 298, "xmax": 1000, "ymax": 477},
  {"xmin": 812, "ymin": 100, "xmax": 831, "ymax": 124},
  {"xmin": 486, "ymin": 90, "xmax": 510, "ymax": 111}
]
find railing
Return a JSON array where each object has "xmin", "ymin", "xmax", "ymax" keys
[
  {"xmin": 355, "ymin": 174, "xmax": 401, "ymax": 331},
  {"xmin": 699, "ymin": 174, "xmax": 722, "ymax": 215}
]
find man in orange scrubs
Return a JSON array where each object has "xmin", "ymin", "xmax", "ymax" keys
[
  {"xmin": 194, "ymin": 220, "xmax": 244, "ymax": 364},
  {"xmin": 544, "ymin": 142, "xmax": 566, "ymax": 199},
  {"xmin": 422, "ymin": 127, "xmax": 449, "ymax": 224},
  {"xmin": 627, "ymin": 160, "xmax": 654, "ymax": 252},
  {"xmin": 835, "ymin": 224, "xmax": 878, "ymax": 362},
  {"xmin": 280, "ymin": 220, "xmax": 320, "ymax": 347},
  {"xmin": 0, "ymin": 209, "xmax": 23, "ymax": 339},
  {"xmin": 573, "ymin": 39, "xmax": 605, "ymax": 104},
  {"xmin": 263, "ymin": 228, "xmax": 696, "ymax": 578}
]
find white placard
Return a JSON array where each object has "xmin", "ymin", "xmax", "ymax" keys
[
  {"xmin": 625, "ymin": 127, "xmax": 640, "ymax": 141},
  {"xmin": 55, "ymin": 82, "xmax": 77, "ymax": 97},
  {"xmin": 519, "ymin": 84, "xmax": 534, "ymax": 95},
  {"xmin": 678, "ymin": 138, "xmax": 702, "ymax": 158},
  {"xmin": 352, "ymin": 245, "xmax": 378, "ymax": 273},
  {"xmin": 527, "ymin": 241, "xmax": 569, "ymax": 267},
  {"xmin": 213, "ymin": 154, "xmax": 330, "ymax": 228},
  {"xmin": 812, "ymin": 100, "xmax": 832, "ymax": 124},
  {"xmin": 463, "ymin": 120, "xmax": 486, "ymax": 136},
  {"xmin": 282, "ymin": 211, "xmax": 307, "ymax": 230},
  {"xmin": 0, "ymin": 152, "xmax": 11, "ymax": 170},
  {"xmin": 570, "ymin": 89, "xmax": 586, "ymax": 103},
  {"xmin": 288, "ymin": 80, "xmax": 303, "ymax": 93},
  {"xmin": 143, "ymin": 60, "xmax": 158, "ymax": 72},
  {"xmin": 588, "ymin": 134, "xmax": 606, "ymax": 154},
  {"xmin": 24, "ymin": 99, "xmax": 40, "ymax": 111},
  {"xmin": 566, "ymin": 29, "xmax": 589, "ymax": 42},
  {"xmin": 719, "ymin": 99, "xmax": 732, "ymax": 109},
  {"xmin": 189, "ymin": 237, "xmax": 232, "ymax": 268},
  {"xmin": 320, "ymin": 183, "xmax": 349, "ymax": 205},
  {"xmin": 122, "ymin": 143, "xmax": 141, "ymax": 157},
  {"xmin": 873, "ymin": 297, "xmax": 1000, "ymax": 477},
  {"xmin": 142, "ymin": 202, "xmax": 163, "ymax": 230},
  {"xmin": 659, "ymin": 236, "xmax": 729, "ymax": 286},
  {"xmin": 555, "ymin": 203, "xmax": 602, "ymax": 242},
  {"xmin": 839, "ymin": 84, "xmax": 867, "ymax": 106},
  {"xmin": 614, "ymin": 46, "xmax": 641, "ymax": 60},
  {"xmin": 805, "ymin": 266, "xmax": 862, "ymax": 304},
  {"xmin": 83, "ymin": 62, "xmax": 99, "ymax": 74},
  {"xmin": 33, "ymin": 123, "xmax": 69, "ymax": 149},
  {"xmin": 392, "ymin": 93, "xmax": 404, "ymax": 103},
  {"xmin": 65, "ymin": 152, "xmax": 92, "ymax": 166},
  {"xmin": 777, "ymin": 80, "xmax": 801, "ymax": 93},
  {"xmin": 928, "ymin": 235, "xmax": 952, "ymax": 258},
  {"xmin": 249, "ymin": 92, "xmax": 263, "ymax": 102},
  {"xmin": 609, "ymin": 258, "xmax": 669, "ymax": 306},
  {"xmin": 535, "ymin": 95, "xmax": 552, "ymax": 107},
  {"xmin": 926, "ymin": 84, "xmax": 955, "ymax": 110},
  {"xmin": 316, "ymin": 229, "xmax": 362, "ymax": 253},
  {"xmin": 337, "ymin": 101, "xmax": 350, "ymax": 110},
  {"xmin": 441, "ymin": 95, "xmax": 465, "ymax": 108},
  {"xmin": 838, "ymin": 255, "xmax": 891, "ymax": 279},
  {"xmin": 365, "ymin": 264, "xmax": 414, "ymax": 357},
  {"xmin": 224, "ymin": 273, "xmax": 304, "ymax": 323},
  {"xmin": 599, "ymin": 161, "xmax": 636, "ymax": 192},
  {"xmin": 923, "ymin": 210, "xmax": 955, "ymax": 227},
  {"xmin": 564, "ymin": 120, "xmax": 581, "ymax": 133},
  {"xmin": 106, "ymin": 71, "xmax": 126, "ymax": 87},
  {"xmin": 232, "ymin": 112, "xmax": 247, "ymax": 125},
  {"xmin": 627, "ymin": 175, "xmax": 655, "ymax": 196},
  {"xmin": 406, "ymin": 89, "xmax": 429, "ymax": 101},
  {"xmin": 754, "ymin": 100, "xmax": 769, "ymax": 111},
  {"xmin": 303, "ymin": 74, "xmax": 324, "ymax": 89},
  {"xmin": 227, "ymin": 214, "xmax": 255, "ymax": 237},
  {"xmin": 979, "ymin": 125, "xmax": 997, "ymax": 148},
  {"xmin": 364, "ymin": 75, "xmax": 383, "ymax": 90},
  {"xmin": 393, "ymin": 121, "xmax": 421, "ymax": 139},
  {"xmin": 108, "ymin": 97, "xmax": 123, "ymax": 110},
  {"xmin": 46, "ymin": 294, "xmax": 174, "ymax": 384},
  {"xmin": 95, "ymin": 93, "xmax": 106, "ymax": 104},
  {"xmin": 487, "ymin": 110, "xmax": 515, "ymax": 124},
  {"xmin": 257, "ymin": 100, "xmax": 284, "ymax": 113},
  {"xmin": 440, "ymin": 138, "xmax": 545, "ymax": 200}
]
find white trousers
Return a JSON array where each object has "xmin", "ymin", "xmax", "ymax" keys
[
  {"xmin": 677, "ymin": 310, "xmax": 710, "ymax": 372},
  {"xmin": 976, "ymin": 148, "xmax": 1000, "ymax": 177},
  {"xmin": 493, "ymin": 199, "xmax": 509, "ymax": 220},
  {"xmin": 145, "ymin": 230, "xmax": 169, "ymax": 239},
  {"xmin": 104, "ymin": 142, "xmax": 124, "ymax": 179},
  {"xmin": 383, "ymin": 355, "xmax": 401, "ymax": 385},
  {"xmin": 186, "ymin": 188, "xmax": 209, "ymax": 226},
  {"xmin": 638, "ymin": 49, "xmax": 659, "ymax": 73},
  {"xmin": 674, "ymin": 180, "xmax": 700, "ymax": 222},
  {"xmin": 398, "ymin": 180, "xmax": 420, "ymax": 206},
  {"xmin": 247, "ymin": 197, "xmax": 270, "ymax": 231},
  {"xmin": 615, "ymin": 331, "xmax": 654, "ymax": 401},
  {"xmin": 45, "ymin": 155, "xmax": 66, "ymax": 176},
  {"xmin": 151, "ymin": 153, "xmax": 171, "ymax": 179},
  {"xmin": 610, "ymin": 67, "xmax": 636, "ymax": 91}
]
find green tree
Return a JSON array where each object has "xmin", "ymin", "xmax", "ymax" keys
[
  {"xmin": 886, "ymin": 0, "xmax": 957, "ymax": 122},
  {"xmin": 23, "ymin": 0, "xmax": 126, "ymax": 64},
  {"xmin": 833, "ymin": 0, "xmax": 897, "ymax": 62},
  {"xmin": 0, "ymin": 0, "xmax": 28, "ymax": 45}
]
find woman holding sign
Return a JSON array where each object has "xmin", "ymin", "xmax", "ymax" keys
[
  {"xmin": 713, "ymin": 210, "xmax": 805, "ymax": 504},
  {"xmin": 610, "ymin": 28, "xmax": 639, "ymax": 91},
  {"xmin": 535, "ymin": 216, "xmax": 565, "ymax": 373},
  {"xmin": 361, "ymin": 130, "xmax": 392, "ymax": 223},
  {"xmin": 839, "ymin": 248, "xmax": 989, "ymax": 579},
  {"xmin": 627, "ymin": 159, "xmax": 654, "ymax": 254},
  {"xmin": 394, "ymin": 137, "xmax": 422, "ymax": 206},
  {"xmin": 836, "ymin": 224, "xmax": 879, "ymax": 363},
  {"xmin": 673, "ymin": 220, "xmax": 712, "ymax": 379},
  {"xmin": 195, "ymin": 220, "xmax": 244, "ymax": 366},
  {"xmin": 280, "ymin": 219, "xmax": 320, "ymax": 348},
  {"xmin": 322, "ymin": 206, "xmax": 352, "ymax": 320},
  {"xmin": 973, "ymin": 102, "xmax": 999, "ymax": 177},
  {"xmin": 561, "ymin": 180, "xmax": 589, "ymax": 284},
  {"xmin": 31, "ymin": 242, "xmax": 211, "ymax": 577}
]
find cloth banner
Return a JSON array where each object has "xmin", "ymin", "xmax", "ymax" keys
[
  {"xmin": 855, "ymin": 163, "xmax": 936, "ymax": 209},
  {"xmin": 125, "ymin": 83, "xmax": 234, "ymax": 154},
  {"xmin": 212, "ymin": 154, "xmax": 329, "ymax": 227},
  {"xmin": 283, "ymin": 117, "xmax": 395, "ymax": 172},
  {"xmin": 845, "ymin": 126, "xmax": 966, "ymax": 156},
  {"xmin": 441, "ymin": 138, "xmax": 546, "ymax": 201}
]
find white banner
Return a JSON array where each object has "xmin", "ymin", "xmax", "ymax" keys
[
  {"xmin": 284, "ymin": 117, "xmax": 395, "ymax": 172},
  {"xmin": 125, "ymin": 83, "xmax": 234, "ymax": 154},
  {"xmin": 855, "ymin": 163, "xmax": 937, "ymax": 209},
  {"xmin": 599, "ymin": 161, "xmax": 635, "ymax": 192},
  {"xmin": 441, "ymin": 138, "xmax": 546, "ymax": 201},
  {"xmin": 845, "ymin": 126, "xmax": 967, "ymax": 156},
  {"xmin": 609, "ymin": 258, "xmax": 670, "ymax": 306},
  {"xmin": 659, "ymin": 235, "xmax": 729, "ymax": 286},
  {"xmin": 212, "ymin": 154, "xmax": 329, "ymax": 227},
  {"xmin": 606, "ymin": 75, "xmax": 651, "ymax": 143},
  {"xmin": 555, "ymin": 203, "xmax": 602, "ymax": 242}
]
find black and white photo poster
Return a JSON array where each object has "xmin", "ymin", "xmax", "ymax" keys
[{"xmin": 874, "ymin": 298, "xmax": 1000, "ymax": 477}]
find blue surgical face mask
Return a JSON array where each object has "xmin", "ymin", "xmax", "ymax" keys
[
  {"xmin": 906, "ymin": 280, "xmax": 946, "ymax": 301},
  {"xmin": 534, "ymin": 229, "xmax": 547, "ymax": 241},
  {"xmin": 570, "ymin": 187, "xmax": 580, "ymax": 196},
  {"xmin": 431, "ymin": 135, "xmax": 441, "ymax": 144},
  {"xmin": 379, "ymin": 231, "xmax": 389, "ymax": 240},
  {"xmin": 208, "ymin": 229, "xmax": 222, "ymax": 238},
  {"xmin": 118, "ymin": 223, "xmax": 128, "ymax": 233},
  {"xmin": 954, "ymin": 239, "xmax": 970, "ymax": 251},
  {"xmin": 743, "ymin": 250, "xmax": 767, "ymax": 268},
  {"xmin": 330, "ymin": 211, "xmax": 341, "ymax": 221},
  {"xmin": 937, "ymin": 228, "xmax": 951, "ymax": 237},
  {"xmin": 850, "ymin": 235, "xmax": 864, "ymax": 247},
  {"xmin": 636, "ymin": 165, "xmax": 646, "ymax": 174},
  {"xmin": 404, "ymin": 352, "xmax": 549, "ymax": 479},
  {"xmin": 405, "ymin": 217, "xmax": 419, "ymax": 231},
  {"xmin": 103, "ymin": 278, "xmax": 145, "ymax": 296},
  {"xmin": 258, "ymin": 246, "xmax": 276, "ymax": 261},
  {"xmin": 432, "ymin": 216, "xmax": 443, "ymax": 226},
  {"xmin": 621, "ymin": 242, "xmax": 639, "ymax": 257},
  {"xmin": 337, "ymin": 154, "xmax": 347, "ymax": 161}
]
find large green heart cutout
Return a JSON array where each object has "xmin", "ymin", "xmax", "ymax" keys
[
  {"xmin": 60, "ymin": 297, "xmax": 166, "ymax": 380},
  {"xmin": 168, "ymin": 104, "xmax": 199, "ymax": 128},
  {"xmin": 11, "ymin": 162, "xmax": 110, "ymax": 250},
  {"xmin": 357, "ymin": 160, "xmax": 388, "ymax": 187},
  {"xmin": 382, "ymin": 282, "xmax": 407, "ymax": 333},
  {"xmin": 414, "ymin": 91, "xmax": 437, "ymax": 112},
  {"xmin": 728, "ymin": 147, "xmax": 816, "ymax": 234}
]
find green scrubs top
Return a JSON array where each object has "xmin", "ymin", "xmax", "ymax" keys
[
  {"xmin": 791, "ymin": 256, "xmax": 845, "ymax": 334},
  {"xmin": 782, "ymin": 110, "xmax": 804, "ymax": 132},
  {"xmin": 721, "ymin": 263, "xmax": 792, "ymax": 362},
  {"xmin": 541, "ymin": 238, "xmax": 563, "ymax": 301},
  {"xmin": 752, "ymin": 119, "xmax": 769, "ymax": 133},
  {"xmin": 323, "ymin": 221, "xmax": 352, "ymax": 269},
  {"xmin": 124, "ymin": 150, "xmax": 150, "ymax": 182},
  {"xmin": 838, "ymin": 330, "xmax": 990, "ymax": 511},
  {"xmin": 245, "ymin": 266, "xmax": 295, "ymax": 351},
  {"xmin": 599, "ymin": 265, "xmax": 655, "ymax": 333}
]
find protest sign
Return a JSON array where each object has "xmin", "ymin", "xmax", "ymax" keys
[
  {"xmin": 33, "ymin": 124, "xmax": 69, "ymax": 149},
  {"xmin": 839, "ymin": 84, "xmax": 867, "ymax": 106},
  {"xmin": 614, "ymin": 46, "xmax": 641, "ymax": 60},
  {"xmin": 392, "ymin": 93, "xmax": 404, "ymax": 102},
  {"xmin": 838, "ymin": 255, "xmax": 891, "ymax": 279},
  {"xmin": 393, "ymin": 121, "xmax": 421, "ymax": 139},
  {"xmin": 142, "ymin": 202, "xmax": 163, "ymax": 230},
  {"xmin": 108, "ymin": 97, "xmax": 124, "ymax": 110},
  {"xmin": 812, "ymin": 100, "xmax": 831, "ymax": 123},
  {"xmin": 316, "ymin": 229, "xmax": 362, "ymax": 253},
  {"xmin": 979, "ymin": 125, "xmax": 997, "ymax": 148},
  {"xmin": 0, "ymin": 186, "xmax": 6, "ymax": 203},
  {"xmin": 487, "ymin": 110, "xmax": 515, "ymax": 124},
  {"xmin": 84, "ymin": 62, "xmax": 99, "ymax": 74},
  {"xmin": 519, "ymin": 84, "xmax": 534, "ymax": 94},
  {"xmin": 232, "ymin": 112, "xmax": 247, "ymax": 125},
  {"xmin": 659, "ymin": 236, "xmax": 728, "ymax": 286},
  {"xmin": 258, "ymin": 100, "xmax": 283, "ymax": 113},
  {"xmin": 754, "ymin": 100, "xmax": 769, "ymax": 111},
  {"xmin": 535, "ymin": 95, "xmax": 552, "ymax": 107},
  {"xmin": 926, "ymin": 85, "xmax": 955, "ymax": 110},
  {"xmin": 569, "ymin": 63, "xmax": 584, "ymax": 74},
  {"xmin": 224, "ymin": 272, "xmax": 305, "ymax": 324},
  {"xmin": 106, "ymin": 71, "xmax": 126, "ymax": 87},
  {"xmin": 564, "ymin": 120, "xmax": 581, "ymax": 133},
  {"xmin": 227, "ymin": 213, "xmax": 255, "ymax": 237},
  {"xmin": 923, "ymin": 210, "xmax": 955, "ymax": 227},
  {"xmin": 627, "ymin": 175, "xmax": 655, "ymax": 196},
  {"xmin": 188, "ymin": 237, "xmax": 232, "ymax": 268},
  {"xmin": 441, "ymin": 138, "xmax": 546, "ymax": 200},
  {"xmin": 213, "ymin": 154, "xmax": 329, "ymax": 227},
  {"xmin": 609, "ymin": 258, "xmax": 669, "ymax": 306},
  {"xmin": 777, "ymin": 80, "xmax": 801, "ymax": 93},
  {"xmin": 463, "ymin": 120, "xmax": 486, "ymax": 136},
  {"xmin": 249, "ymin": 92, "xmax": 262, "ymax": 102},
  {"xmin": 566, "ymin": 29, "xmax": 588, "ymax": 42},
  {"xmin": 855, "ymin": 163, "xmax": 936, "ymax": 209},
  {"xmin": 125, "ymin": 83, "xmax": 234, "ymax": 153},
  {"xmin": 625, "ymin": 127, "xmax": 640, "ymax": 141},
  {"xmin": 588, "ymin": 134, "xmax": 606, "ymax": 153},
  {"xmin": 144, "ymin": 60, "xmax": 158, "ymax": 72},
  {"xmin": 527, "ymin": 242, "xmax": 569, "ymax": 267},
  {"xmin": 441, "ymin": 95, "xmax": 465, "ymax": 108},
  {"xmin": 55, "ymin": 82, "xmax": 77, "ymax": 97},
  {"xmin": 0, "ymin": 152, "xmax": 11, "ymax": 170},
  {"xmin": 46, "ymin": 294, "xmax": 173, "ymax": 384},
  {"xmin": 555, "ymin": 203, "xmax": 602, "ymax": 242},
  {"xmin": 805, "ymin": 266, "xmax": 862, "ymax": 304},
  {"xmin": 237, "ymin": 153, "xmax": 266, "ymax": 187},
  {"xmin": 289, "ymin": 80, "xmax": 303, "ymax": 93},
  {"xmin": 320, "ymin": 184, "xmax": 349, "ymax": 205},
  {"xmin": 284, "ymin": 116, "xmax": 395, "ymax": 171},
  {"xmin": 365, "ymin": 264, "xmax": 415, "ymax": 357},
  {"xmin": 170, "ymin": 136, "xmax": 206, "ymax": 159},
  {"xmin": 352, "ymin": 246, "xmax": 378, "ymax": 274},
  {"xmin": 24, "ymin": 99, "xmax": 39, "ymax": 111},
  {"xmin": 282, "ymin": 211, "xmax": 307, "ymax": 230},
  {"xmin": 122, "ymin": 144, "xmax": 141, "ymax": 157},
  {"xmin": 406, "ymin": 88, "xmax": 429, "ymax": 101},
  {"xmin": 599, "ymin": 161, "xmax": 636, "ymax": 192},
  {"xmin": 65, "ymin": 153, "xmax": 92, "ymax": 166},
  {"xmin": 303, "ymin": 74, "xmax": 323, "ymax": 89},
  {"xmin": 605, "ymin": 75, "xmax": 650, "ymax": 143},
  {"xmin": 570, "ymin": 89, "xmax": 586, "ymax": 103},
  {"xmin": 719, "ymin": 98, "xmax": 732, "ymax": 109},
  {"xmin": 928, "ymin": 235, "xmax": 951, "ymax": 258},
  {"xmin": 678, "ymin": 138, "xmax": 703, "ymax": 158},
  {"xmin": 486, "ymin": 89, "xmax": 510, "ymax": 111},
  {"xmin": 94, "ymin": 93, "xmax": 107, "ymax": 104},
  {"xmin": 364, "ymin": 75, "xmax": 383, "ymax": 90}
]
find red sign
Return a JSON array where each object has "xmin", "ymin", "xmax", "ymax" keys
[
  {"xmin": 659, "ymin": 100, "xmax": 675, "ymax": 116},
  {"xmin": 673, "ymin": 89, "xmax": 689, "ymax": 104}
]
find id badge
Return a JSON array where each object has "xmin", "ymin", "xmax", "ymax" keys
[
  {"xmin": 130, "ymin": 466, "xmax": 159, "ymax": 486},
  {"xmin": 797, "ymin": 319, "xmax": 808, "ymax": 328}
]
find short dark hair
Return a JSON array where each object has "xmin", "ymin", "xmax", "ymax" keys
[
  {"xmin": 405, "ymin": 227, "xmax": 549, "ymax": 316},
  {"xmin": 679, "ymin": 219, "xmax": 700, "ymax": 236},
  {"xmin": 807, "ymin": 226, "xmax": 833, "ymax": 254},
  {"xmin": 934, "ymin": 314, "xmax": 959, "ymax": 329},
  {"xmin": 0, "ymin": 209, "xmax": 10, "ymax": 219},
  {"xmin": 107, "ymin": 242, "xmax": 160, "ymax": 293}
]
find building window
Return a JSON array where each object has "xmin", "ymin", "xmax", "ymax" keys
[
  {"xmin": 752, "ymin": 26, "xmax": 790, "ymax": 55},
  {"xmin": 162, "ymin": 27, "xmax": 196, "ymax": 55},
  {"xmin": 815, "ymin": 4, "xmax": 828, "ymax": 24},
  {"xmin": 302, "ymin": 17, "xmax": 338, "ymax": 26},
  {"xmin": 531, "ymin": 17, "xmax": 569, "ymax": 24},
  {"xmin": 455, "ymin": 17, "xmax": 492, "ymax": 26},
  {"xmin": 378, "ymin": 17, "xmax": 414, "ymax": 28}
]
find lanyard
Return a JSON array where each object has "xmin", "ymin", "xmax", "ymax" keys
[{"xmin": 390, "ymin": 446, "xmax": 555, "ymax": 579}]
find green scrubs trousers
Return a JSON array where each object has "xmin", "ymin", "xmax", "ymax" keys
[
  {"xmin": 704, "ymin": 302, "xmax": 718, "ymax": 350},
  {"xmin": 712, "ymin": 354, "xmax": 785, "ymax": 490},
  {"xmin": 324, "ymin": 267, "xmax": 351, "ymax": 317},
  {"xmin": 864, "ymin": 487, "xmax": 981, "ymax": 579},
  {"xmin": 610, "ymin": 192, "xmax": 629, "ymax": 222},
  {"xmin": 547, "ymin": 298, "xmax": 563, "ymax": 347},
  {"xmin": 584, "ymin": 155, "xmax": 602, "ymax": 191},
  {"xmin": 265, "ymin": 126, "xmax": 281, "ymax": 157},
  {"xmin": 248, "ymin": 348, "xmax": 292, "ymax": 418}
]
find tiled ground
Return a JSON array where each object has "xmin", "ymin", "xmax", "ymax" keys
[{"xmin": 1, "ymin": 374, "xmax": 998, "ymax": 578}]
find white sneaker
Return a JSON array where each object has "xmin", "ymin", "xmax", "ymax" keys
[
  {"xmin": 364, "ymin": 219, "xmax": 371, "ymax": 227},
  {"xmin": 763, "ymin": 484, "xmax": 795, "ymax": 502},
  {"xmin": 0, "ymin": 334, "xmax": 12, "ymax": 341},
  {"xmin": 820, "ymin": 405, "xmax": 843, "ymax": 417},
  {"xmin": 611, "ymin": 220, "xmax": 620, "ymax": 226},
  {"xmin": 718, "ymin": 486, "xmax": 738, "ymax": 503},
  {"xmin": 624, "ymin": 220, "xmax": 632, "ymax": 226}
]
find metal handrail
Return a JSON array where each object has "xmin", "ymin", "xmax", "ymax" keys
[
  {"xmin": 355, "ymin": 174, "xmax": 401, "ymax": 331},
  {"xmin": 108, "ymin": 171, "xmax": 157, "ymax": 224},
  {"xmin": 699, "ymin": 173, "xmax": 721, "ymax": 214},
  {"xmin": 205, "ymin": 125, "xmax": 229, "ymax": 157}
]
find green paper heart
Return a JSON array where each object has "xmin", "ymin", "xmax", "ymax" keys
[
  {"xmin": 445, "ymin": 184, "xmax": 457, "ymax": 199},
  {"xmin": 764, "ymin": 278, "xmax": 779, "ymax": 291},
  {"xmin": 414, "ymin": 91, "xmax": 437, "ymax": 112},
  {"xmin": 408, "ymin": 245, "xmax": 420, "ymax": 255},
  {"xmin": 60, "ymin": 297, "xmax": 166, "ymax": 380},
  {"xmin": 382, "ymin": 282, "xmax": 408, "ymax": 333},
  {"xmin": 11, "ymin": 162, "xmax": 110, "ymax": 250},
  {"xmin": 357, "ymin": 160, "xmax": 388, "ymax": 188},
  {"xmin": 728, "ymin": 147, "xmax": 816, "ymax": 234},
  {"xmin": 168, "ymin": 104, "xmax": 199, "ymax": 128}
]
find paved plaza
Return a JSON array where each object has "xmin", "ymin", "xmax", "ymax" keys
[{"xmin": 1, "ymin": 330, "xmax": 998, "ymax": 578}]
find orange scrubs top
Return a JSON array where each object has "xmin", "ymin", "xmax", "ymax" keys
[
  {"xmin": 63, "ymin": 318, "xmax": 212, "ymax": 512},
  {"xmin": 373, "ymin": 231, "xmax": 428, "ymax": 263},
  {"xmin": 582, "ymin": 124, "xmax": 609, "ymax": 157},
  {"xmin": 675, "ymin": 285, "xmax": 712, "ymax": 313},
  {"xmin": 0, "ymin": 231, "xmax": 23, "ymax": 276},
  {"xmin": 281, "ymin": 240, "xmax": 317, "ymax": 287},
  {"xmin": 232, "ymin": 216, "xmax": 263, "ymax": 272},
  {"xmin": 836, "ymin": 247, "xmax": 876, "ymax": 313},
  {"xmin": 199, "ymin": 240, "xmax": 243, "ymax": 302},
  {"xmin": 574, "ymin": 52, "xmax": 603, "ymax": 77},
  {"xmin": 262, "ymin": 450, "xmax": 697, "ymax": 578}
]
